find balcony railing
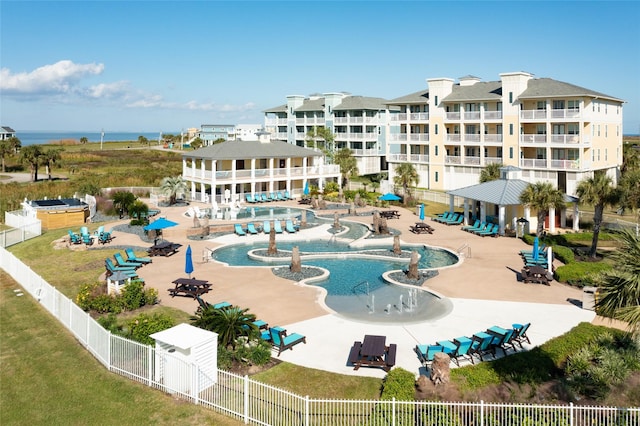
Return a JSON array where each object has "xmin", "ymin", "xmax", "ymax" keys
[
  {"xmin": 550, "ymin": 134, "xmax": 581, "ymax": 144},
  {"xmin": 446, "ymin": 134, "xmax": 461, "ymax": 142},
  {"xmin": 520, "ymin": 134, "xmax": 548, "ymax": 144},
  {"xmin": 464, "ymin": 156, "xmax": 481, "ymax": 165},
  {"xmin": 410, "ymin": 154, "xmax": 430, "ymax": 163},
  {"xmin": 389, "ymin": 134, "xmax": 408, "ymax": 142},
  {"xmin": 520, "ymin": 110, "xmax": 548, "ymax": 120},
  {"xmin": 483, "ymin": 111, "xmax": 502, "ymax": 120},
  {"xmin": 462, "ymin": 134, "xmax": 481, "ymax": 143},
  {"xmin": 484, "ymin": 134, "xmax": 503, "ymax": 143},
  {"xmin": 550, "ymin": 109, "xmax": 581, "ymax": 119},
  {"xmin": 388, "ymin": 153, "xmax": 408, "ymax": 162},
  {"xmin": 519, "ymin": 158, "xmax": 548, "ymax": 168},
  {"xmin": 520, "ymin": 108, "xmax": 582, "ymax": 120},
  {"xmin": 446, "ymin": 112, "xmax": 461, "ymax": 120},
  {"xmin": 464, "ymin": 111, "xmax": 480, "ymax": 120},
  {"xmin": 409, "ymin": 112, "xmax": 430, "ymax": 121},
  {"xmin": 409, "ymin": 134, "xmax": 430, "ymax": 142},
  {"xmin": 484, "ymin": 157, "xmax": 503, "ymax": 165},
  {"xmin": 390, "ymin": 113, "xmax": 407, "ymax": 122},
  {"xmin": 445, "ymin": 155, "xmax": 461, "ymax": 164},
  {"xmin": 350, "ymin": 148, "xmax": 379, "ymax": 156},
  {"xmin": 275, "ymin": 133, "xmax": 288, "ymax": 140},
  {"xmin": 183, "ymin": 165, "xmax": 340, "ymax": 182},
  {"xmin": 334, "ymin": 117, "xmax": 365, "ymax": 124}
]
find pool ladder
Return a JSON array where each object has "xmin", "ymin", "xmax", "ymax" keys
[
  {"xmin": 456, "ymin": 243, "xmax": 471, "ymax": 258},
  {"xmin": 352, "ymin": 280, "xmax": 370, "ymax": 295}
]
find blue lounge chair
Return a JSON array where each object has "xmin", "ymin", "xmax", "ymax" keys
[
  {"xmin": 461, "ymin": 219, "xmax": 480, "ymax": 232},
  {"xmin": 285, "ymin": 219, "xmax": 298, "ymax": 233},
  {"xmin": 262, "ymin": 221, "xmax": 271, "ymax": 234},
  {"xmin": 68, "ymin": 230, "xmax": 81, "ymax": 244},
  {"xmin": 277, "ymin": 192, "xmax": 286, "ymax": 201},
  {"xmin": 97, "ymin": 232, "xmax": 112, "ymax": 245},
  {"xmin": 269, "ymin": 192, "xmax": 277, "ymax": 202},
  {"xmin": 520, "ymin": 244, "xmax": 546, "ymax": 256},
  {"xmin": 125, "ymin": 248, "xmax": 152, "ymax": 264},
  {"xmin": 247, "ymin": 223, "xmax": 259, "ymax": 235},
  {"xmin": 104, "ymin": 258, "xmax": 138, "ymax": 277},
  {"xmin": 471, "ymin": 222, "xmax": 491, "ymax": 235},
  {"xmin": 273, "ymin": 221, "xmax": 283, "ymax": 234},
  {"xmin": 245, "ymin": 194, "xmax": 257, "ymax": 203},
  {"xmin": 80, "ymin": 226, "xmax": 90, "ymax": 237},
  {"xmin": 478, "ymin": 223, "xmax": 499, "ymax": 237},
  {"xmin": 260, "ymin": 194, "xmax": 270, "ymax": 202},
  {"xmin": 469, "ymin": 332, "xmax": 495, "ymax": 362},
  {"xmin": 268, "ymin": 327, "xmax": 306, "ymax": 356},
  {"xmin": 487, "ymin": 326, "xmax": 517, "ymax": 357},
  {"xmin": 213, "ymin": 301, "xmax": 232, "ymax": 309},
  {"xmin": 450, "ymin": 337, "xmax": 474, "ymax": 365},
  {"xmin": 234, "ymin": 224, "xmax": 247, "ymax": 236},
  {"xmin": 511, "ymin": 323, "xmax": 531, "ymax": 349},
  {"xmin": 283, "ymin": 191, "xmax": 291, "ymax": 200},
  {"xmin": 82, "ymin": 234, "xmax": 94, "ymax": 246},
  {"xmin": 444, "ymin": 214, "xmax": 464, "ymax": 226},
  {"xmin": 114, "ymin": 252, "xmax": 143, "ymax": 269},
  {"xmin": 94, "ymin": 225, "xmax": 105, "ymax": 236},
  {"xmin": 415, "ymin": 344, "xmax": 444, "ymax": 366},
  {"xmin": 441, "ymin": 213, "xmax": 459, "ymax": 224}
]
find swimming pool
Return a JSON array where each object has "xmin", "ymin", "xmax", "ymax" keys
[{"xmin": 212, "ymin": 239, "xmax": 458, "ymax": 324}]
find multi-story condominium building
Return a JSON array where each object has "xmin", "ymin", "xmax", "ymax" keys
[
  {"xmin": 386, "ymin": 72, "xmax": 624, "ymax": 197},
  {"xmin": 231, "ymin": 124, "xmax": 264, "ymax": 141},
  {"xmin": 264, "ymin": 93, "xmax": 389, "ymax": 175},
  {"xmin": 197, "ymin": 124, "xmax": 235, "ymax": 146}
]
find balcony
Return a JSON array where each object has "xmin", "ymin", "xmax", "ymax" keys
[
  {"xmin": 484, "ymin": 134, "xmax": 503, "ymax": 143},
  {"xmin": 334, "ymin": 117, "xmax": 365, "ymax": 124},
  {"xmin": 519, "ymin": 158, "xmax": 590, "ymax": 171},
  {"xmin": 388, "ymin": 153, "xmax": 429, "ymax": 164},
  {"xmin": 389, "ymin": 134, "xmax": 408, "ymax": 142},
  {"xmin": 409, "ymin": 112, "xmax": 429, "ymax": 121},
  {"xmin": 484, "ymin": 157, "xmax": 503, "ymax": 165},
  {"xmin": 410, "ymin": 154, "xmax": 429, "ymax": 163},
  {"xmin": 463, "ymin": 111, "xmax": 480, "ymax": 120},
  {"xmin": 446, "ymin": 134, "xmax": 461, "ymax": 143},
  {"xmin": 520, "ymin": 109, "xmax": 582, "ymax": 120},
  {"xmin": 550, "ymin": 109, "xmax": 581, "ymax": 119},
  {"xmin": 390, "ymin": 113, "xmax": 407, "ymax": 122},
  {"xmin": 519, "ymin": 158, "xmax": 548, "ymax": 168},
  {"xmin": 484, "ymin": 111, "xmax": 503, "ymax": 120},
  {"xmin": 464, "ymin": 156, "xmax": 481, "ymax": 165},
  {"xmin": 388, "ymin": 153, "xmax": 408, "ymax": 162},
  {"xmin": 265, "ymin": 118, "xmax": 287, "ymax": 126},
  {"xmin": 549, "ymin": 134, "xmax": 583, "ymax": 145},
  {"xmin": 409, "ymin": 133, "xmax": 429, "ymax": 142},
  {"xmin": 520, "ymin": 110, "xmax": 548, "ymax": 120},
  {"xmin": 520, "ymin": 134, "xmax": 548, "ymax": 144},
  {"xmin": 445, "ymin": 156, "xmax": 461, "ymax": 165},
  {"xmin": 275, "ymin": 133, "xmax": 288, "ymax": 140},
  {"xmin": 461, "ymin": 134, "xmax": 481, "ymax": 143},
  {"xmin": 183, "ymin": 165, "xmax": 340, "ymax": 183},
  {"xmin": 350, "ymin": 148, "xmax": 380, "ymax": 156},
  {"xmin": 446, "ymin": 112, "xmax": 461, "ymax": 120},
  {"xmin": 334, "ymin": 133, "xmax": 377, "ymax": 142}
]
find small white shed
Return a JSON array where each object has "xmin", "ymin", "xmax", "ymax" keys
[{"xmin": 150, "ymin": 323, "xmax": 218, "ymax": 395}]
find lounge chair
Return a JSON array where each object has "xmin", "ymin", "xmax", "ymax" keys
[
  {"xmin": 104, "ymin": 258, "xmax": 138, "ymax": 277},
  {"xmin": 268, "ymin": 327, "xmax": 306, "ymax": 356},
  {"xmin": 68, "ymin": 230, "xmax": 81, "ymax": 245},
  {"xmin": 273, "ymin": 221, "xmax": 283, "ymax": 234},
  {"xmin": 262, "ymin": 221, "xmax": 271, "ymax": 234},
  {"xmin": 467, "ymin": 222, "xmax": 487, "ymax": 233},
  {"xmin": 436, "ymin": 337, "xmax": 474, "ymax": 366},
  {"xmin": 285, "ymin": 219, "xmax": 298, "ymax": 233},
  {"xmin": 461, "ymin": 219, "xmax": 480, "ymax": 232},
  {"xmin": 488, "ymin": 327, "xmax": 517, "ymax": 357},
  {"xmin": 125, "ymin": 248, "xmax": 152, "ymax": 264},
  {"xmin": 478, "ymin": 223, "xmax": 499, "ymax": 237},
  {"xmin": 520, "ymin": 243, "xmax": 546, "ymax": 256},
  {"xmin": 511, "ymin": 323, "xmax": 532, "ymax": 349},
  {"xmin": 247, "ymin": 223, "xmax": 259, "ymax": 235},
  {"xmin": 97, "ymin": 232, "xmax": 112, "ymax": 245},
  {"xmin": 276, "ymin": 192, "xmax": 286, "ymax": 201},
  {"xmin": 269, "ymin": 192, "xmax": 277, "ymax": 202},
  {"xmin": 260, "ymin": 194, "xmax": 270, "ymax": 202},
  {"xmin": 469, "ymin": 332, "xmax": 495, "ymax": 362},
  {"xmin": 94, "ymin": 225, "xmax": 105, "ymax": 236},
  {"xmin": 82, "ymin": 234, "xmax": 94, "ymax": 246},
  {"xmin": 415, "ymin": 344, "xmax": 444, "ymax": 366},
  {"xmin": 443, "ymin": 214, "xmax": 464, "ymax": 226},
  {"xmin": 234, "ymin": 224, "xmax": 247, "ymax": 236},
  {"xmin": 472, "ymin": 223, "xmax": 494, "ymax": 236},
  {"xmin": 114, "ymin": 252, "xmax": 143, "ymax": 269},
  {"xmin": 433, "ymin": 212, "xmax": 453, "ymax": 223},
  {"xmin": 245, "ymin": 194, "xmax": 257, "ymax": 203},
  {"xmin": 283, "ymin": 191, "xmax": 291, "ymax": 200}
]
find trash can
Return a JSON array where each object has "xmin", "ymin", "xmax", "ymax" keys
[{"xmin": 582, "ymin": 286, "xmax": 597, "ymax": 311}]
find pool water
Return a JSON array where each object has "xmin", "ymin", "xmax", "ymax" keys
[
  {"xmin": 235, "ymin": 206, "xmax": 312, "ymax": 221},
  {"xmin": 212, "ymin": 240, "xmax": 458, "ymax": 324}
]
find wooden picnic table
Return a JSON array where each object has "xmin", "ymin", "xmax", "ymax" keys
[
  {"xmin": 379, "ymin": 210, "xmax": 401, "ymax": 219},
  {"xmin": 409, "ymin": 222, "xmax": 434, "ymax": 234},
  {"xmin": 349, "ymin": 334, "xmax": 397, "ymax": 372},
  {"xmin": 148, "ymin": 241, "xmax": 181, "ymax": 257},
  {"xmin": 169, "ymin": 278, "xmax": 211, "ymax": 298}
]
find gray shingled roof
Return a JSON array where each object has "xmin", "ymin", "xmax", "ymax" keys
[
  {"xmin": 263, "ymin": 104, "xmax": 287, "ymax": 113},
  {"xmin": 1, "ymin": 126, "xmax": 16, "ymax": 133},
  {"xmin": 296, "ymin": 98, "xmax": 325, "ymax": 112},
  {"xmin": 519, "ymin": 78, "xmax": 623, "ymax": 102},
  {"xmin": 442, "ymin": 81, "xmax": 503, "ymax": 102},
  {"xmin": 182, "ymin": 140, "xmax": 321, "ymax": 160},
  {"xmin": 333, "ymin": 96, "xmax": 388, "ymax": 110},
  {"xmin": 447, "ymin": 179, "xmax": 531, "ymax": 205},
  {"xmin": 386, "ymin": 89, "xmax": 429, "ymax": 105}
]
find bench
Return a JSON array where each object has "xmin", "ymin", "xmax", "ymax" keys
[
  {"xmin": 385, "ymin": 344, "xmax": 397, "ymax": 369},
  {"xmin": 348, "ymin": 341, "xmax": 362, "ymax": 365}
]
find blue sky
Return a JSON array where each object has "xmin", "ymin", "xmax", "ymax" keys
[{"xmin": 1, "ymin": 1, "xmax": 639, "ymax": 134}]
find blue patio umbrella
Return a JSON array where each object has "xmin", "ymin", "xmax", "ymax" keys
[
  {"xmin": 303, "ymin": 181, "xmax": 310, "ymax": 196},
  {"xmin": 143, "ymin": 217, "xmax": 178, "ymax": 231},
  {"xmin": 185, "ymin": 245, "xmax": 194, "ymax": 278},
  {"xmin": 379, "ymin": 193, "xmax": 402, "ymax": 202},
  {"xmin": 532, "ymin": 236, "xmax": 539, "ymax": 261},
  {"xmin": 419, "ymin": 204, "xmax": 425, "ymax": 221}
]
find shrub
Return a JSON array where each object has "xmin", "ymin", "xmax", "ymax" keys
[
  {"xmin": 323, "ymin": 181, "xmax": 339, "ymax": 193},
  {"xmin": 380, "ymin": 367, "xmax": 415, "ymax": 401},
  {"xmin": 554, "ymin": 262, "xmax": 612, "ymax": 287},
  {"xmin": 247, "ymin": 341, "xmax": 272, "ymax": 365},
  {"xmin": 91, "ymin": 294, "xmax": 123, "ymax": 314},
  {"xmin": 552, "ymin": 245, "xmax": 575, "ymax": 264},
  {"xmin": 143, "ymin": 287, "xmax": 159, "ymax": 305},
  {"xmin": 76, "ymin": 282, "xmax": 100, "ymax": 311},
  {"xmin": 97, "ymin": 313, "xmax": 122, "ymax": 334},
  {"xmin": 125, "ymin": 313, "xmax": 175, "ymax": 345},
  {"xmin": 120, "ymin": 280, "xmax": 145, "ymax": 310},
  {"xmin": 217, "ymin": 345, "xmax": 233, "ymax": 370}
]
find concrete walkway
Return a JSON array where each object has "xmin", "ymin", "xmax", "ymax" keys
[{"xmin": 103, "ymin": 199, "xmax": 601, "ymax": 378}]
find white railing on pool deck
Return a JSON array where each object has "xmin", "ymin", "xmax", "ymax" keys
[{"xmin": 1, "ymin": 246, "xmax": 638, "ymax": 426}]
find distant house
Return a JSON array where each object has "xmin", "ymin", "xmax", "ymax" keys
[{"xmin": 1, "ymin": 126, "xmax": 16, "ymax": 141}]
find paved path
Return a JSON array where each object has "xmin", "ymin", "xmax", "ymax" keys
[{"xmin": 100, "ymin": 199, "xmax": 607, "ymax": 378}]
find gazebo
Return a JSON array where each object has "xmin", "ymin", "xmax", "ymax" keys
[{"xmin": 446, "ymin": 166, "xmax": 579, "ymax": 236}]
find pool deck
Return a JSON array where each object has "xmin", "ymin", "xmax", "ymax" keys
[{"xmin": 104, "ymin": 199, "xmax": 623, "ymax": 378}]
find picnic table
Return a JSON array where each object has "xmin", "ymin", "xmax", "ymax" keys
[
  {"xmin": 348, "ymin": 334, "xmax": 397, "ymax": 372},
  {"xmin": 169, "ymin": 278, "xmax": 211, "ymax": 298},
  {"xmin": 409, "ymin": 222, "xmax": 434, "ymax": 234},
  {"xmin": 379, "ymin": 210, "xmax": 401, "ymax": 219},
  {"xmin": 148, "ymin": 241, "xmax": 181, "ymax": 257}
]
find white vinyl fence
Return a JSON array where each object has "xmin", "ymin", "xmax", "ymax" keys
[
  {"xmin": 1, "ymin": 210, "xmax": 42, "ymax": 247},
  {"xmin": 1, "ymin": 246, "xmax": 638, "ymax": 425}
]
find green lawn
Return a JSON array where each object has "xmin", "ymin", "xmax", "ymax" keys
[{"xmin": 0, "ymin": 270, "xmax": 242, "ymax": 426}]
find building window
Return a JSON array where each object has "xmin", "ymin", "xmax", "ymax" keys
[
  {"xmin": 568, "ymin": 100, "xmax": 580, "ymax": 110},
  {"xmin": 553, "ymin": 100, "xmax": 565, "ymax": 110},
  {"xmin": 617, "ymin": 126, "xmax": 620, "ymax": 136},
  {"xmin": 605, "ymin": 149, "xmax": 608, "ymax": 161},
  {"xmin": 509, "ymin": 124, "xmax": 513, "ymax": 135},
  {"xmin": 598, "ymin": 102, "xmax": 600, "ymax": 112},
  {"xmin": 598, "ymin": 125, "xmax": 601, "ymax": 137},
  {"xmin": 598, "ymin": 149, "xmax": 600, "ymax": 161},
  {"xmin": 434, "ymin": 96, "xmax": 438, "ymax": 106},
  {"xmin": 435, "ymin": 171, "xmax": 439, "ymax": 182},
  {"xmin": 509, "ymin": 147, "xmax": 513, "ymax": 159},
  {"xmin": 435, "ymin": 145, "xmax": 439, "ymax": 156},
  {"xmin": 605, "ymin": 125, "xmax": 608, "ymax": 137},
  {"xmin": 537, "ymin": 101, "xmax": 546, "ymax": 110},
  {"xmin": 497, "ymin": 147, "xmax": 503, "ymax": 158},
  {"xmin": 536, "ymin": 148, "xmax": 546, "ymax": 159},
  {"xmin": 508, "ymin": 92, "xmax": 513, "ymax": 103},
  {"xmin": 568, "ymin": 124, "xmax": 580, "ymax": 135},
  {"xmin": 435, "ymin": 124, "xmax": 438, "ymax": 135}
]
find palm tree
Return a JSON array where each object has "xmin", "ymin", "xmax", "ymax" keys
[
  {"xmin": 621, "ymin": 142, "xmax": 640, "ymax": 175},
  {"xmin": 305, "ymin": 127, "xmax": 335, "ymax": 162},
  {"xmin": 618, "ymin": 169, "xmax": 640, "ymax": 224},
  {"xmin": 190, "ymin": 137, "xmax": 203, "ymax": 150},
  {"xmin": 393, "ymin": 163, "xmax": 419, "ymax": 205},
  {"xmin": 128, "ymin": 199, "xmax": 149, "ymax": 221},
  {"xmin": 191, "ymin": 305, "xmax": 257, "ymax": 348},
  {"xmin": 112, "ymin": 191, "xmax": 136, "ymax": 218},
  {"xmin": 576, "ymin": 173, "xmax": 618, "ymax": 258},
  {"xmin": 160, "ymin": 176, "xmax": 187, "ymax": 205},
  {"xmin": 0, "ymin": 137, "xmax": 21, "ymax": 172},
  {"xmin": 80, "ymin": 136, "xmax": 88, "ymax": 144},
  {"xmin": 519, "ymin": 182, "xmax": 565, "ymax": 237},
  {"xmin": 137, "ymin": 135, "xmax": 148, "ymax": 146},
  {"xmin": 595, "ymin": 229, "xmax": 640, "ymax": 335},
  {"xmin": 334, "ymin": 148, "xmax": 358, "ymax": 189},
  {"xmin": 19, "ymin": 145, "xmax": 43, "ymax": 182},
  {"xmin": 479, "ymin": 162, "xmax": 503, "ymax": 183},
  {"xmin": 40, "ymin": 147, "xmax": 63, "ymax": 181}
]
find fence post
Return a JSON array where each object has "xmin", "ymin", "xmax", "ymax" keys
[
  {"xmin": 107, "ymin": 331, "xmax": 111, "ymax": 371},
  {"xmin": 480, "ymin": 400, "xmax": 484, "ymax": 426},
  {"xmin": 244, "ymin": 375, "xmax": 249, "ymax": 424},
  {"xmin": 305, "ymin": 395, "xmax": 309, "ymax": 426},
  {"xmin": 148, "ymin": 346, "xmax": 153, "ymax": 387},
  {"xmin": 569, "ymin": 401, "xmax": 573, "ymax": 426},
  {"xmin": 392, "ymin": 397, "xmax": 396, "ymax": 426}
]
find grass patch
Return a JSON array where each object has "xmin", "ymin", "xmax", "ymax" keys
[
  {"xmin": 0, "ymin": 271, "xmax": 241, "ymax": 426},
  {"xmin": 253, "ymin": 362, "xmax": 382, "ymax": 399}
]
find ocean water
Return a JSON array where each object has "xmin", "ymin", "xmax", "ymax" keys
[{"xmin": 13, "ymin": 131, "xmax": 180, "ymax": 146}]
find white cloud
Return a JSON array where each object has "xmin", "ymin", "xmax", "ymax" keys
[{"xmin": 0, "ymin": 60, "xmax": 104, "ymax": 94}]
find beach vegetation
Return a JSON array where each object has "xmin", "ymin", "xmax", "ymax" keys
[
  {"xmin": 575, "ymin": 173, "xmax": 619, "ymax": 258},
  {"xmin": 393, "ymin": 162, "xmax": 419, "ymax": 205},
  {"xmin": 334, "ymin": 147, "xmax": 359, "ymax": 189},
  {"xmin": 479, "ymin": 162, "xmax": 503, "ymax": 183},
  {"xmin": 519, "ymin": 182, "xmax": 565, "ymax": 237},
  {"xmin": 159, "ymin": 175, "xmax": 187, "ymax": 205}
]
